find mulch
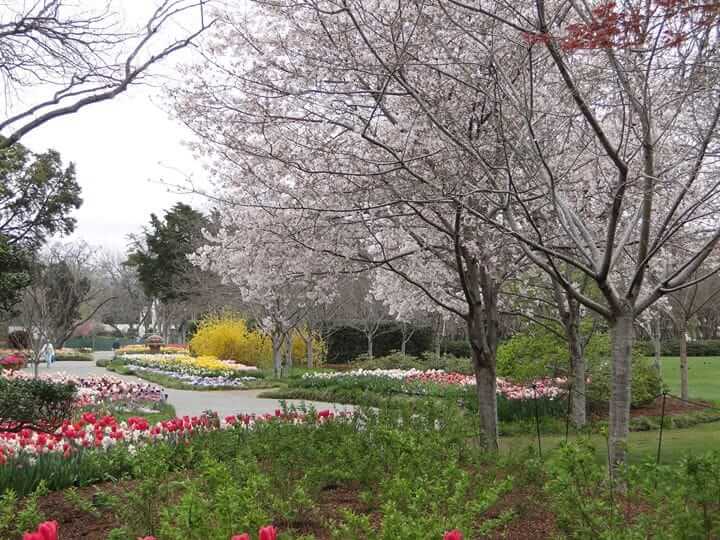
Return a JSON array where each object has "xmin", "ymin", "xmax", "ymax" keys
[
  {"xmin": 630, "ymin": 394, "xmax": 712, "ymax": 418},
  {"xmin": 34, "ymin": 478, "xmax": 559, "ymax": 540}
]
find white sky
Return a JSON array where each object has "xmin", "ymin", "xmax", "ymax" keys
[
  {"xmin": 4, "ymin": 1, "xmax": 212, "ymax": 254},
  {"xmin": 22, "ymin": 89, "xmax": 204, "ymax": 253}
]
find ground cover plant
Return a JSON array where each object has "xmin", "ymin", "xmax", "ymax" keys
[{"xmin": 3, "ymin": 403, "xmax": 720, "ymax": 539}]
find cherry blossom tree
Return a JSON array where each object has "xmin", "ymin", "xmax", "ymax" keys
[
  {"xmin": 191, "ymin": 204, "xmax": 340, "ymax": 376},
  {"xmin": 171, "ymin": 0, "xmax": 720, "ymax": 466}
]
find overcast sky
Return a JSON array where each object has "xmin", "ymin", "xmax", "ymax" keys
[
  {"xmin": 22, "ymin": 89, "xmax": 205, "ymax": 253},
  {"xmin": 5, "ymin": 1, "xmax": 211, "ymax": 254}
]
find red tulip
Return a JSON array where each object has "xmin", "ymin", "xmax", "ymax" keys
[
  {"xmin": 259, "ymin": 525, "xmax": 278, "ymax": 540},
  {"xmin": 443, "ymin": 530, "xmax": 463, "ymax": 540},
  {"xmin": 231, "ymin": 535, "xmax": 250, "ymax": 540},
  {"xmin": 23, "ymin": 521, "xmax": 58, "ymax": 540}
]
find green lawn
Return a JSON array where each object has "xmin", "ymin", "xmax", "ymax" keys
[
  {"xmin": 655, "ymin": 356, "xmax": 720, "ymax": 401},
  {"xmin": 505, "ymin": 421, "xmax": 720, "ymax": 464}
]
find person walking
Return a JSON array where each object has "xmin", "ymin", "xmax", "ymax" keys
[{"xmin": 42, "ymin": 342, "xmax": 55, "ymax": 367}]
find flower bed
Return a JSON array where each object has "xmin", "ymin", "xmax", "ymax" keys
[
  {"xmin": 126, "ymin": 364, "xmax": 261, "ymax": 388},
  {"xmin": 0, "ymin": 408, "xmax": 342, "ymax": 467},
  {"xmin": 301, "ymin": 369, "xmax": 566, "ymax": 400},
  {"xmin": 1, "ymin": 371, "xmax": 166, "ymax": 408},
  {"xmin": 119, "ymin": 353, "xmax": 260, "ymax": 380}
]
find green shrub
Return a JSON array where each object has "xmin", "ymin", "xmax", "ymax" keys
[
  {"xmin": 441, "ymin": 339, "xmax": 471, "ymax": 358},
  {"xmin": 587, "ymin": 356, "xmax": 664, "ymax": 408},
  {"xmin": 0, "ymin": 377, "xmax": 76, "ymax": 433}
]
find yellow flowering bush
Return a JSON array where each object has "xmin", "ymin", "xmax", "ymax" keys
[{"xmin": 190, "ymin": 314, "xmax": 325, "ymax": 368}]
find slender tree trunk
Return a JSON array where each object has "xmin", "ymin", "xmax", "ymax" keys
[
  {"xmin": 652, "ymin": 315, "xmax": 662, "ymax": 373},
  {"xmin": 679, "ymin": 320, "xmax": 689, "ymax": 400},
  {"xmin": 284, "ymin": 334, "xmax": 293, "ymax": 376},
  {"xmin": 367, "ymin": 333, "xmax": 373, "ymax": 359},
  {"xmin": 306, "ymin": 334, "xmax": 314, "ymax": 369},
  {"xmin": 400, "ymin": 337, "xmax": 406, "ymax": 356},
  {"xmin": 568, "ymin": 329, "xmax": 586, "ymax": 428},
  {"xmin": 609, "ymin": 312, "xmax": 634, "ymax": 472},
  {"xmin": 272, "ymin": 334, "xmax": 283, "ymax": 378}
]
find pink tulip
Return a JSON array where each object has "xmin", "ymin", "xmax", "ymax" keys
[
  {"xmin": 231, "ymin": 535, "xmax": 250, "ymax": 540},
  {"xmin": 443, "ymin": 530, "xmax": 463, "ymax": 540},
  {"xmin": 138, "ymin": 537, "xmax": 157, "ymax": 540},
  {"xmin": 259, "ymin": 525, "xmax": 278, "ymax": 540}
]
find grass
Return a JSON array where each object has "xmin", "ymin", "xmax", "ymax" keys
[
  {"xmin": 655, "ymin": 355, "xmax": 720, "ymax": 401},
  {"xmin": 506, "ymin": 421, "xmax": 720, "ymax": 465}
]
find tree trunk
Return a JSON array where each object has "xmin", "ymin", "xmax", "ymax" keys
[
  {"xmin": 568, "ymin": 330, "xmax": 587, "ymax": 428},
  {"xmin": 272, "ymin": 334, "xmax": 283, "ymax": 378},
  {"xmin": 284, "ymin": 335, "xmax": 293, "ymax": 376},
  {"xmin": 400, "ymin": 337, "xmax": 406, "ymax": 356},
  {"xmin": 367, "ymin": 333, "xmax": 373, "ymax": 359},
  {"xmin": 306, "ymin": 334, "xmax": 314, "ymax": 369},
  {"xmin": 679, "ymin": 321, "xmax": 689, "ymax": 400},
  {"xmin": 467, "ymin": 314, "xmax": 499, "ymax": 451},
  {"xmin": 609, "ymin": 313, "xmax": 634, "ymax": 472},
  {"xmin": 652, "ymin": 315, "xmax": 662, "ymax": 373}
]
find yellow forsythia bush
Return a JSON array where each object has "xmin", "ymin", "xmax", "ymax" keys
[{"xmin": 189, "ymin": 314, "xmax": 325, "ymax": 368}]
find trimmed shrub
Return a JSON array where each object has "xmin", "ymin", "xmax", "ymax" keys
[
  {"xmin": 636, "ymin": 339, "xmax": 720, "ymax": 357},
  {"xmin": 325, "ymin": 323, "xmax": 433, "ymax": 363},
  {"xmin": 586, "ymin": 356, "xmax": 665, "ymax": 408},
  {"xmin": 0, "ymin": 378, "xmax": 76, "ymax": 432}
]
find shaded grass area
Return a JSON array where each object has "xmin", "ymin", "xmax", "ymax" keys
[{"xmin": 656, "ymin": 355, "xmax": 720, "ymax": 401}]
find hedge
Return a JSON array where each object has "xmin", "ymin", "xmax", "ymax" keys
[
  {"xmin": 326, "ymin": 323, "xmax": 433, "ymax": 363},
  {"xmin": 636, "ymin": 339, "xmax": 720, "ymax": 357}
]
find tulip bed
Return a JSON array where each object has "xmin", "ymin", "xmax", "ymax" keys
[
  {"xmin": 7, "ymin": 402, "xmax": 719, "ymax": 539},
  {"xmin": 115, "ymin": 353, "xmax": 267, "ymax": 389},
  {"xmin": 266, "ymin": 369, "xmax": 569, "ymax": 422},
  {"xmin": 2, "ymin": 371, "xmax": 166, "ymax": 408}
]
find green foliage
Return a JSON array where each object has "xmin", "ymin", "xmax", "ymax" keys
[
  {"xmin": 0, "ymin": 482, "xmax": 48, "ymax": 539},
  {"xmin": 497, "ymin": 330, "xmax": 568, "ymax": 380},
  {"xmin": 0, "ymin": 142, "xmax": 81, "ymax": 315},
  {"xmin": 126, "ymin": 203, "xmax": 207, "ymax": 303},
  {"xmin": 587, "ymin": 356, "xmax": 664, "ymax": 408},
  {"xmin": 0, "ymin": 377, "xmax": 76, "ymax": 433},
  {"xmin": 545, "ymin": 441, "xmax": 720, "ymax": 539}
]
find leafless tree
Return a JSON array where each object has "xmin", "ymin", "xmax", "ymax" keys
[{"xmin": 0, "ymin": 0, "xmax": 213, "ymax": 147}]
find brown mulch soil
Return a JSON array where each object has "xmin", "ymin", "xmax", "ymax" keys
[
  {"xmin": 483, "ymin": 487, "xmax": 556, "ymax": 539},
  {"xmin": 630, "ymin": 394, "xmax": 712, "ymax": 418},
  {"xmin": 36, "ymin": 481, "xmax": 129, "ymax": 540},
  {"xmin": 35, "ymin": 479, "xmax": 561, "ymax": 540},
  {"xmin": 590, "ymin": 394, "xmax": 714, "ymax": 421}
]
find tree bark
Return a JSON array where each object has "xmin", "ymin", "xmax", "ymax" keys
[
  {"xmin": 306, "ymin": 334, "xmax": 314, "ymax": 369},
  {"xmin": 367, "ymin": 333, "xmax": 373, "ymax": 359},
  {"xmin": 272, "ymin": 334, "xmax": 283, "ymax": 378},
  {"xmin": 467, "ymin": 309, "xmax": 499, "ymax": 451},
  {"xmin": 679, "ymin": 320, "xmax": 689, "ymax": 400},
  {"xmin": 609, "ymin": 312, "xmax": 634, "ymax": 472},
  {"xmin": 568, "ymin": 327, "xmax": 587, "ymax": 428},
  {"xmin": 652, "ymin": 315, "xmax": 662, "ymax": 373}
]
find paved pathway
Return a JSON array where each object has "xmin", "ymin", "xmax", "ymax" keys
[{"xmin": 24, "ymin": 354, "xmax": 353, "ymax": 418}]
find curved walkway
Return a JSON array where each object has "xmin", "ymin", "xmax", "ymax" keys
[{"xmin": 24, "ymin": 355, "xmax": 353, "ymax": 418}]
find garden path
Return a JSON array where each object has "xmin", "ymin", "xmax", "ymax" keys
[{"xmin": 24, "ymin": 354, "xmax": 354, "ymax": 418}]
